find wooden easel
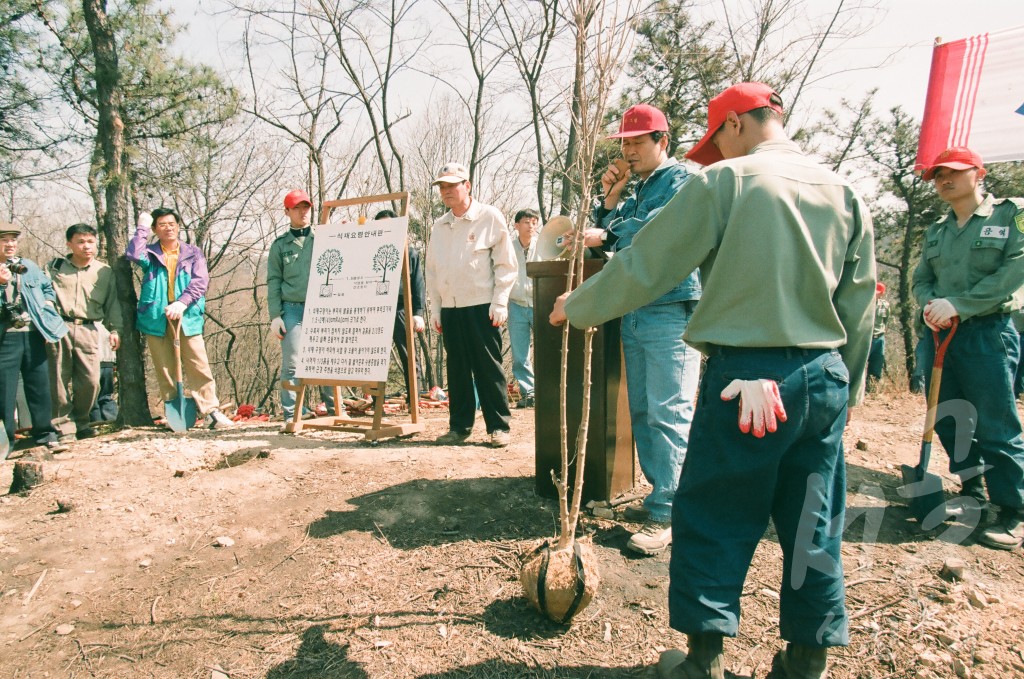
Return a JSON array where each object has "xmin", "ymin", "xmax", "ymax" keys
[{"xmin": 283, "ymin": 191, "xmax": 424, "ymax": 442}]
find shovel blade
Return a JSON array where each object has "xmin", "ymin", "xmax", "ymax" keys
[
  {"xmin": 165, "ymin": 383, "xmax": 198, "ymax": 432},
  {"xmin": 899, "ymin": 461, "xmax": 946, "ymax": 523}
]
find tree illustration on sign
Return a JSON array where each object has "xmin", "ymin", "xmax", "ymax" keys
[
  {"xmin": 316, "ymin": 249, "xmax": 343, "ymax": 297},
  {"xmin": 372, "ymin": 244, "xmax": 401, "ymax": 295}
]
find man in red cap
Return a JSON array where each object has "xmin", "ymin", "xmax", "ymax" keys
[
  {"xmin": 552, "ymin": 82, "xmax": 876, "ymax": 679},
  {"xmin": 574, "ymin": 103, "xmax": 702, "ymax": 557},
  {"xmin": 866, "ymin": 282, "xmax": 889, "ymax": 390},
  {"xmin": 912, "ymin": 146, "xmax": 1024, "ymax": 551},
  {"xmin": 267, "ymin": 189, "xmax": 337, "ymax": 422}
]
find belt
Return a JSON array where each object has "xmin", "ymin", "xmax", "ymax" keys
[
  {"xmin": 61, "ymin": 316, "xmax": 97, "ymax": 326},
  {"xmin": 959, "ymin": 312, "xmax": 1010, "ymax": 326},
  {"xmin": 705, "ymin": 345, "xmax": 833, "ymax": 359}
]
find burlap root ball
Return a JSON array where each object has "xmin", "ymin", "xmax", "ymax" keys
[{"xmin": 520, "ymin": 538, "xmax": 600, "ymax": 624}]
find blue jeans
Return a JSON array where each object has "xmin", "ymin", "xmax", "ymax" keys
[
  {"xmin": 280, "ymin": 301, "xmax": 335, "ymax": 418},
  {"xmin": 670, "ymin": 348, "xmax": 849, "ymax": 647},
  {"xmin": 621, "ymin": 301, "xmax": 701, "ymax": 523},
  {"xmin": 508, "ymin": 302, "xmax": 535, "ymax": 396},
  {"xmin": 923, "ymin": 315, "xmax": 1024, "ymax": 508}
]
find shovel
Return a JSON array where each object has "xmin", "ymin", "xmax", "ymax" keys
[
  {"xmin": 164, "ymin": 317, "xmax": 198, "ymax": 432},
  {"xmin": 900, "ymin": 318, "xmax": 958, "ymax": 523}
]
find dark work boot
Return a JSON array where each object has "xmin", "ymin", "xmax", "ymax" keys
[
  {"xmin": 958, "ymin": 474, "xmax": 987, "ymax": 502},
  {"xmin": 769, "ymin": 643, "xmax": 828, "ymax": 679},
  {"xmin": 977, "ymin": 506, "xmax": 1024, "ymax": 550},
  {"xmin": 657, "ymin": 633, "xmax": 725, "ymax": 679},
  {"xmin": 947, "ymin": 474, "xmax": 988, "ymax": 520}
]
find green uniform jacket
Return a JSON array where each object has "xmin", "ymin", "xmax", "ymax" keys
[
  {"xmin": 267, "ymin": 230, "xmax": 315, "ymax": 320},
  {"xmin": 912, "ymin": 195, "xmax": 1024, "ymax": 321},
  {"xmin": 564, "ymin": 139, "xmax": 876, "ymax": 406}
]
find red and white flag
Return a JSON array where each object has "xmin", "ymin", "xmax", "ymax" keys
[{"xmin": 916, "ymin": 25, "xmax": 1024, "ymax": 170}]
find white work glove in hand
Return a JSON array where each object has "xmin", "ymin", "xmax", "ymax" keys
[
  {"xmin": 489, "ymin": 303, "xmax": 508, "ymax": 326},
  {"xmin": 164, "ymin": 301, "xmax": 187, "ymax": 320},
  {"xmin": 923, "ymin": 298, "xmax": 958, "ymax": 331},
  {"xmin": 138, "ymin": 211, "xmax": 153, "ymax": 229},
  {"xmin": 720, "ymin": 379, "xmax": 787, "ymax": 438},
  {"xmin": 412, "ymin": 315, "xmax": 425, "ymax": 332},
  {"xmin": 270, "ymin": 316, "xmax": 286, "ymax": 339}
]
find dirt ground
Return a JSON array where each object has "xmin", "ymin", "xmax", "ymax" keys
[{"xmin": 1, "ymin": 391, "xmax": 1023, "ymax": 678}]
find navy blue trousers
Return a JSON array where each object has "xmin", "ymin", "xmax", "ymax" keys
[
  {"xmin": 439, "ymin": 305, "xmax": 510, "ymax": 434},
  {"xmin": 0, "ymin": 329, "xmax": 59, "ymax": 444},
  {"xmin": 923, "ymin": 314, "xmax": 1024, "ymax": 509},
  {"xmin": 669, "ymin": 347, "xmax": 849, "ymax": 647}
]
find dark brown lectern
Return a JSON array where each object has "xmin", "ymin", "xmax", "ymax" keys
[{"xmin": 527, "ymin": 259, "xmax": 634, "ymax": 503}]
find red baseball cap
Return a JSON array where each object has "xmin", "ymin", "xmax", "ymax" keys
[
  {"xmin": 608, "ymin": 104, "xmax": 669, "ymax": 139},
  {"xmin": 922, "ymin": 147, "xmax": 984, "ymax": 181},
  {"xmin": 685, "ymin": 82, "xmax": 784, "ymax": 166},
  {"xmin": 284, "ymin": 189, "xmax": 312, "ymax": 209},
  {"xmin": 876, "ymin": 282, "xmax": 886, "ymax": 294}
]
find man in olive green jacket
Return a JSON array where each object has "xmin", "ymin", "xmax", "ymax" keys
[
  {"xmin": 552, "ymin": 82, "xmax": 875, "ymax": 679},
  {"xmin": 268, "ymin": 190, "xmax": 336, "ymax": 421}
]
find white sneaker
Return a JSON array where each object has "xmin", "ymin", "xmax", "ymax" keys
[
  {"xmin": 204, "ymin": 409, "xmax": 234, "ymax": 430},
  {"xmin": 627, "ymin": 520, "xmax": 672, "ymax": 555}
]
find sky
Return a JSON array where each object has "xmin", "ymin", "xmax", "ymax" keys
[{"xmin": 175, "ymin": 0, "xmax": 1024, "ymax": 128}]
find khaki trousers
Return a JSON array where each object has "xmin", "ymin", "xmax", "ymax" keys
[
  {"xmin": 146, "ymin": 332, "xmax": 220, "ymax": 416},
  {"xmin": 48, "ymin": 323, "xmax": 102, "ymax": 436}
]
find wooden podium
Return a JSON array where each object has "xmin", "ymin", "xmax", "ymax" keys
[{"xmin": 527, "ymin": 259, "xmax": 634, "ymax": 503}]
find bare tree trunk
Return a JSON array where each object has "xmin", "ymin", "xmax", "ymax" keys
[{"xmin": 82, "ymin": 0, "xmax": 152, "ymax": 426}]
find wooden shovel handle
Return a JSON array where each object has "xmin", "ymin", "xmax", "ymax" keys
[
  {"xmin": 931, "ymin": 317, "xmax": 959, "ymax": 368},
  {"xmin": 169, "ymin": 317, "xmax": 184, "ymax": 384},
  {"xmin": 923, "ymin": 318, "xmax": 959, "ymax": 443}
]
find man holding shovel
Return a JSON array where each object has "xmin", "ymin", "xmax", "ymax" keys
[
  {"xmin": 911, "ymin": 146, "xmax": 1024, "ymax": 551},
  {"xmin": 126, "ymin": 209, "xmax": 233, "ymax": 430},
  {"xmin": 551, "ymin": 82, "xmax": 875, "ymax": 679}
]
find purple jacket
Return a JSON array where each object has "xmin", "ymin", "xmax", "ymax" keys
[{"xmin": 125, "ymin": 225, "xmax": 209, "ymax": 336}]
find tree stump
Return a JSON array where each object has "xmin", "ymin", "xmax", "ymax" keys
[{"xmin": 10, "ymin": 459, "xmax": 47, "ymax": 494}]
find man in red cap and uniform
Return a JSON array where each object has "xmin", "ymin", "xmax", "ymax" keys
[
  {"xmin": 575, "ymin": 103, "xmax": 702, "ymax": 556},
  {"xmin": 912, "ymin": 146, "xmax": 1024, "ymax": 551},
  {"xmin": 552, "ymin": 82, "xmax": 876, "ymax": 678},
  {"xmin": 267, "ymin": 189, "xmax": 337, "ymax": 422}
]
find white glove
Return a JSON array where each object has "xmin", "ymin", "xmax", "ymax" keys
[
  {"xmin": 489, "ymin": 303, "xmax": 508, "ymax": 326},
  {"xmin": 412, "ymin": 315, "xmax": 425, "ymax": 332},
  {"xmin": 720, "ymin": 379, "xmax": 787, "ymax": 438},
  {"xmin": 165, "ymin": 301, "xmax": 187, "ymax": 320},
  {"xmin": 923, "ymin": 298, "xmax": 958, "ymax": 331},
  {"xmin": 138, "ymin": 212, "xmax": 153, "ymax": 229},
  {"xmin": 270, "ymin": 316, "xmax": 286, "ymax": 339}
]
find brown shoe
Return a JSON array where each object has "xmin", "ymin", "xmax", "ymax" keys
[
  {"xmin": 658, "ymin": 634, "xmax": 725, "ymax": 679},
  {"xmin": 977, "ymin": 506, "xmax": 1024, "ymax": 550},
  {"xmin": 622, "ymin": 504, "xmax": 650, "ymax": 522},
  {"xmin": 435, "ymin": 429, "xmax": 471, "ymax": 445}
]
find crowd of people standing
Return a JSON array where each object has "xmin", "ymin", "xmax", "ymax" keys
[{"xmin": 2, "ymin": 78, "xmax": 1022, "ymax": 679}]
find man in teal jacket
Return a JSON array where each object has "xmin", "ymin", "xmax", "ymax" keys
[{"xmin": 126, "ymin": 208, "xmax": 232, "ymax": 430}]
